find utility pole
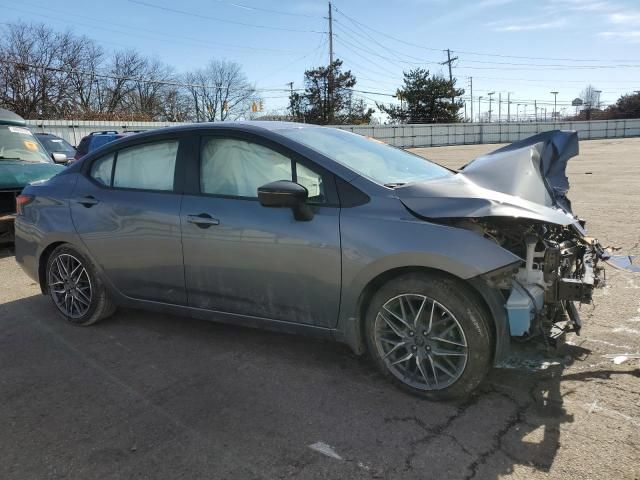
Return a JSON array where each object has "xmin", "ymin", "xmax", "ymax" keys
[
  {"xmin": 441, "ymin": 49, "xmax": 458, "ymax": 104},
  {"xmin": 517, "ymin": 103, "xmax": 520, "ymax": 121},
  {"xmin": 534, "ymin": 99, "xmax": 537, "ymax": 122},
  {"xmin": 550, "ymin": 91, "xmax": 558, "ymax": 122},
  {"xmin": 469, "ymin": 77, "xmax": 473, "ymax": 123},
  {"xmin": 498, "ymin": 92, "xmax": 502, "ymax": 123},
  {"xmin": 464, "ymin": 101, "xmax": 467, "ymax": 121},
  {"xmin": 328, "ymin": 1, "xmax": 334, "ymax": 123},
  {"xmin": 507, "ymin": 92, "xmax": 511, "ymax": 122},
  {"xmin": 478, "ymin": 96, "xmax": 483, "ymax": 122},
  {"xmin": 487, "ymin": 91, "xmax": 495, "ymax": 122}
]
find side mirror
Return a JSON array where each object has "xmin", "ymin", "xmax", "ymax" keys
[
  {"xmin": 258, "ymin": 180, "xmax": 314, "ymax": 221},
  {"xmin": 52, "ymin": 152, "xmax": 68, "ymax": 164}
]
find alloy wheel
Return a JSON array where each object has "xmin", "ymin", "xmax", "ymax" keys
[
  {"xmin": 374, "ymin": 293, "xmax": 468, "ymax": 390},
  {"xmin": 48, "ymin": 253, "xmax": 93, "ymax": 318}
]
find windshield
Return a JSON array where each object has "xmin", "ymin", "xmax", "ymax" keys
[
  {"xmin": 0, "ymin": 126, "xmax": 52, "ymax": 163},
  {"xmin": 37, "ymin": 135, "xmax": 76, "ymax": 156},
  {"xmin": 277, "ymin": 127, "xmax": 452, "ymax": 186}
]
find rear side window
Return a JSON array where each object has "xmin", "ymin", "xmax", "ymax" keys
[
  {"xmin": 90, "ymin": 154, "xmax": 114, "ymax": 186},
  {"xmin": 113, "ymin": 140, "xmax": 178, "ymax": 191}
]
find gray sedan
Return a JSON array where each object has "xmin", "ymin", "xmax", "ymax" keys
[{"xmin": 14, "ymin": 122, "xmax": 605, "ymax": 400}]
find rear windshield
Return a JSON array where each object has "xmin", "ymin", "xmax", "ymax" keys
[
  {"xmin": 277, "ymin": 127, "xmax": 452, "ymax": 186},
  {"xmin": 0, "ymin": 126, "xmax": 52, "ymax": 163}
]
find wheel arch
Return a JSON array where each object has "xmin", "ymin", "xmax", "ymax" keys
[
  {"xmin": 338, "ymin": 266, "xmax": 506, "ymax": 365},
  {"xmin": 38, "ymin": 241, "xmax": 68, "ymax": 294}
]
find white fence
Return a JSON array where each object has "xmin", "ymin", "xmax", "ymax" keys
[{"xmin": 25, "ymin": 118, "xmax": 640, "ymax": 148}]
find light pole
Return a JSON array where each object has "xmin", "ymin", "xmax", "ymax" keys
[
  {"xmin": 524, "ymin": 104, "xmax": 528, "ymax": 121},
  {"xmin": 478, "ymin": 96, "xmax": 483, "ymax": 122},
  {"xmin": 594, "ymin": 90, "xmax": 602, "ymax": 109},
  {"xmin": 550, "ymin": 91, "xmax": 558, "ymax": 122},
  {"xmin": 487, "ymin": 91, "xmax": 495, "ymax": 122},
  {"xmin": 516, "ymin": 103, "xmax": 520, "ymax": 121}
]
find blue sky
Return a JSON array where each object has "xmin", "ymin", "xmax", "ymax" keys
[{"xmin": 2, "ymin": 0, "xmax": 639, "ymax": 120}]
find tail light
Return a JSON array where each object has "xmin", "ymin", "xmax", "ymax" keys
[{"xmin": 16, "ymin": 194, "xmax": 34, "ymax": 215}]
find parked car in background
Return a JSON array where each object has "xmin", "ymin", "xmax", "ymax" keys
[
  {"xmin": 0, "ymin": 108, "xmax": 64, "ymax": 243},
  {"xmin": 14, "ymin": 122, "xmax": 606, "ymax": 399},
  {"xmin": 74, "ymin": 131, "xmax": 127, "ymax": 161},
  {"xmin": 35, "ymin": 133, "xmax": 77, "ymax": 165}
]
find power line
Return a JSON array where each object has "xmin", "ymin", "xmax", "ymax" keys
[
  {"xmin": 128, "ymin": 0, "xmax": 326, "ymax": 34},
  {"xmin": 0, "ymin": 58, "xmax": 307, "ymax": 94},
  {"xmin": 0, "ymin": 2, "xmax": 309, "ymax": 55},
  {"xmin": 332, "ymin": 5, "xmax": 640, "ymax": 64},
  {"xmin": 211, "ymin": 0, "xmax": 319, "ymax": 18}
]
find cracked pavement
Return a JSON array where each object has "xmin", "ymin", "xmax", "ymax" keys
[{"xmin": 1, "ymin": 138, "xmax": 639, "ymax": 479}]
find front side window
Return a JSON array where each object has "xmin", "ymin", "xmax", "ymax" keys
[
  {"xmin": 113, "ymin": 140, "xmax": 178, "ymax": 191},
  {"xmin": 200, "ymin": 137, "xmax": 327, "ymax": 202},
  {"xmin": 200, "ymin": 138, "xmax": 292, "ymax": 198}
]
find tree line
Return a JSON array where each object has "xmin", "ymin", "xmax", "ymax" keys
[
  {"xmin": 0, "ymin": 23, "xmax": 259, "ymax": 122},
  {"xmin": 4, "ymin": 22, "xmax": 637, "ymax": 124}
]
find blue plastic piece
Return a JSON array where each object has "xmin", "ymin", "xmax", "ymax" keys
[{"xmin": 506, "ymin": 283, "xmax": 544, "ymax": 336}]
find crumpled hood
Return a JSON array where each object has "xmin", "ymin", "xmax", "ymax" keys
[
  {"xmin": 396, "ymin": 130, "xmax": 579, "ymax": 226},
  {"xmin": 0, "ymin": 160, "xmax": 64, "ymax": 190}
]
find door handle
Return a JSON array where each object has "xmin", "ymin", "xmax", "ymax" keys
[
  {"xmin": 75, "ymin": 195, "xmax": 99, "ymax": 207},
  {"xmin": 186, "ymin": 213, "xmax": 220, "ymax": 228}
]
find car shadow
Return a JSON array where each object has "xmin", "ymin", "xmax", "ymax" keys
[
  {"xmin": 0, "ymin": 244, "xmax": 14, "ymax": 259},
  {"xmin": 0, "ymin": 294, "xmax": 637, "ymax": 479}
]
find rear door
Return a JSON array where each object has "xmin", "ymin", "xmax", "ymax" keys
[{"xmin": 70, "ymin": 136, "xmax": 187, "ymax": 305}]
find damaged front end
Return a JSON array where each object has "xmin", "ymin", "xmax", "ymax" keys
[
  {"xmin": 473, "ymin": 218, "xmax": 605, "ymax": 342},
  {"xmin": 396, "ymin": 130, "xmax": 608, "ymax": 347}
]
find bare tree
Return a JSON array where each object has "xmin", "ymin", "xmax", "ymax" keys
[
  {"xmin": 580, "ymin": 85, "xmax": 602, "ymax": 109},
  {"xmin": 185, "ymin": 60, "xmax": 258, "ymax": 122},
  {"xmin": 121, "ymin": 58, "xmax": 176, "ymax": 120},
  {"xmin": 0, "ymin": 23, "xmax": 260, "ymax": 122},
  {"xmin": 0, "ymin": 23, "xmax": 81, "ymax": 118},
  {"xmin": 67, "ymin": 41, "xmax": 105, "ymax": 116}
]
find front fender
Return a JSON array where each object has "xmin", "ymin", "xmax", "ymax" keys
[{"xmin": 335, "ymin": 198, "xmax": 520, "ymax": 354}]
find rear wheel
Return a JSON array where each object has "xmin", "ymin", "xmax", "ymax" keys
[
  {"xmin": 365, "ymin": 272, "xmax": 492, "ymax": 400},
  {"xmin": 46, "ymin": 245, "xmax": 116, "ymax": 326}
]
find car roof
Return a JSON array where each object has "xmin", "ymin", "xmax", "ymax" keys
[
  {"xmin": 119, "ymin": 121, "xmax": 322, "ymax": 140},
  {"xmin": 0, "ymin": 108, "xmax": 27, "ymax": 127}
]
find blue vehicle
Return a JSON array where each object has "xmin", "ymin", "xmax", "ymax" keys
[
  {"xmin": 73, "ymin": 131, "xmax": 126, "ymax": 161},
  {"xmin": 14, "ymin": 122, "xmax": 606, "ymax": 399}
]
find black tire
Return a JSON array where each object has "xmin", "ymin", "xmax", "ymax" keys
[
  {"xmin": 364, "ymin": 272, "xmax": 492, "ymax": 401},
  {"xmin": 45, "ymin": 244, "xmax": 116, "ymax": 326}
]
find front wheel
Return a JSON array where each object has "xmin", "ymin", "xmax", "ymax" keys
[
  {"xmin": 365, "ymin": 272, "xmax": 493, "ymax": 400},
  {"xmin": 45, "ymin": 244, "xmax": 116, "ymax": 326}
]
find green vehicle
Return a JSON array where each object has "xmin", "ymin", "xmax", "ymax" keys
[{"xmin": 0, "ymin": 108, "xmax": 64, "ymax": 243}]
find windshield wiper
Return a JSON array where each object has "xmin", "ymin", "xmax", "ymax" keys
[
  {"xmin": 384, "ymin": 182, "xmax": 406, "ymax": 188},
  {"xmin": 0, "ymin": 156, "xmax": 23, "ymax": 160}
]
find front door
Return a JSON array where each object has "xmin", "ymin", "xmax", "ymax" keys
[
  {"xmin": 70, "ymin": 138, "xmax": 186, "ymax": 305},
  {"xmin": 181, "ymin": 134, "xmax": 341, "ymax": 327}
]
